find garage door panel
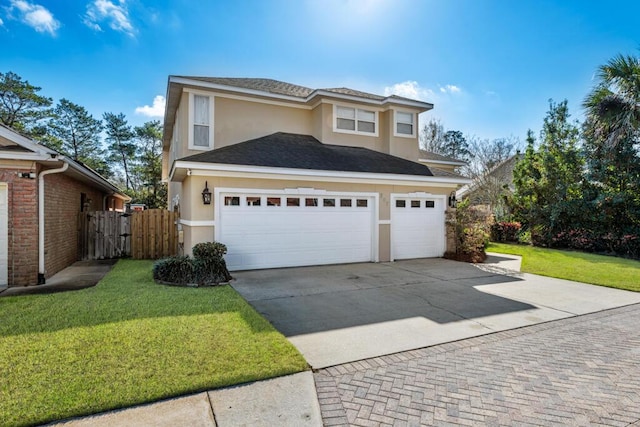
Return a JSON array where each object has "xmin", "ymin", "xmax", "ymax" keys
[
  {"xmin": 219, "ymin": 193, "xmax": 374, "ymax": 271},
  {"xmin": 392, "ymin": 197, "xmax": 445, "ymax": 260}
]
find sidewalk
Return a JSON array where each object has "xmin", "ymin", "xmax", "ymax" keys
[
  {"xmin": 49, "ymin": 372, "xmax": 322, "ymax": 427},
  {"xmin": 0, "ymin": 259, "xmax": 116, "ymax": 297}
]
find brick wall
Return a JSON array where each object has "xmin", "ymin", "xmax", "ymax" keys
[
  {"xmin": 0, "ymin": 167, "xmax": 38, "ymax": 286},
  {"xmin": 44, "ymin": 172, "xmax": 105, "ymax": 279}
]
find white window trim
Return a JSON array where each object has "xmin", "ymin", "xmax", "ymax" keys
[
  {"xmin": 333, "ymin": 104, "xmax": 379, "ymax": 137},
  {"xmin": 393, "ymin": 109, "xmax": 416, "ymax": 138},
  {"xmin": 188, "ymin": 91, "xmax": 215, "ymax": 151}
]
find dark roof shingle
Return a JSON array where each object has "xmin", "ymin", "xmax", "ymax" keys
[{"xmin": 181, "ymin": 132, "xmax": 435, "ymax": 177}]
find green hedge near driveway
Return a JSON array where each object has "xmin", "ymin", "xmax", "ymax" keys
[
  {"xmin": 0, "ymin": 260, "xmax": 307, "ymax": 427},
  {"xmin": 488, "ymin": 242, "xmax": 640, "ymax": 292}
]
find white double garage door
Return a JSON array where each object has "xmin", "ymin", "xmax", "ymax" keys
[{"xmin": 217, "ymin": 189, "xmax": 445, "ymax": 271}]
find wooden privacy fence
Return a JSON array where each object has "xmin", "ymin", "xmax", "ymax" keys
[
  {"xmin": 78, "ymin": 211, "xmax": 131, "ymax": 260},
  {"xmin": 130, "ymin": 209, "xmax": 180, "ymax": 259},
  {"xmin": 78, "ymin": 209, "xmax": 179, "ymax": 260}
]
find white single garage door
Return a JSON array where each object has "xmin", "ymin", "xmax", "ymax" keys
[
  {"xmin": 0, "ymin": 183, "xmax": 8, "ymax": 288},
  {"xmin": 392, "ymin": 195, "xmax": 445, "ymax": 260},
  {"xmin": 218, "ymin": 191, "xmax": 376, "ymax": 270}
]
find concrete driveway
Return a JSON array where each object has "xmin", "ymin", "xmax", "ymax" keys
[{"xmin": 232, "ymin": 258, "xmax": 640, "ymax": 368}]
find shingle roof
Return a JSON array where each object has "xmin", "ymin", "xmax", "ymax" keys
[
  {"xmin": 176, "ymin": 77, "xmax": 314, "ymax": 98},
  {"xmin": 321, "ymin": 87, "xmax": 385, "ymax": 101},
  {"xmin": 419, "ymin": 149, "xmax": 466, "ymax": 164},
  {"xmin": 181, "ymin": 132, "xmax": 435, "ymax": 177},
  {"xmin": 429, "ymin": 166, "xmax": 468, "ymax": 179},
  {"xmin": 174, "ymin": 77, "xmax": 431, "ymax": 106}
]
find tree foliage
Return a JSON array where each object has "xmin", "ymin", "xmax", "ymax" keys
[
  {"xmin": 47, "ymin": 99, "xmax": 109, "ymax": 175},
  {"xmin": 419, "ymin": 118, "xmax": 446, "ymax": 153},
  {"xmin": 104, "ymin": 112, "xmax": 136, "ymax": 191},
  {"xmin": 465, "ymin": 135, "xmax": 521, "ymax": 217},
  {"xmin": 442, "ymin": 130, "xmax": 473, "ymax": 163},
  {"xmin": 510, "ymin": 100, "xmax": 583, "ymax": 244},
  {"xmin": 132, "ymin": 120, "xmax": 166, "ymax": 208},
  {"xmin": 0, "ymin": 71, "xmax": 52, "ymax": 136},
  {"xmin": 582, "ymin": 53, "xmax": 640, "ymax": 236}
]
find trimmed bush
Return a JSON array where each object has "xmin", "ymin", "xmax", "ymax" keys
[
  {"xmin": 152, "ymin": 256, "xmax": 195, "ymax": 285},
  {"xmin": 153, "ymin": 241, "xmax": 232, "ymax": 286}
]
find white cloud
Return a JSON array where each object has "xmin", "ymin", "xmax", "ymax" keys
[
  {"xmin": 0, "ymin": 17, "xmax": 4, "ymax": 26},
  {"xmin": 9, "ymin": 0, "xmax": 60, "ymax": 35},
  {"xmin": 439, "ymin": 84, "xmax": 461, "ymax": 94},
  {"xmin": 135, "ymin": 95, "xmax": 165, "ymax": 118},
  {"xmin": 383, "ymin": 81, "xmax": 435, "ymax": 101},
  {"xmin": 84, "ymin": 0, "xmax": 134, "ymax": 36}
]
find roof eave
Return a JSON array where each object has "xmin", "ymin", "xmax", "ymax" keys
[
  {"xmin": 418, "ymin": 158, "xmax": 467, "ymax": 167},
  {"xmin": 172, "ymin": 160, "xmax": 471, "ymax": 186}
]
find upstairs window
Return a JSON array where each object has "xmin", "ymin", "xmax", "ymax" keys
[
  {"xmin": 395, "ymin": 111, "xmax": 415, "ymax": 137},
  {"xmin": 189, "ymin": 93, "xmax": 213, "ymax": 150},
  {"xmin": 335, "ymin": 105, "xmax": 377, "ymax": 136}
]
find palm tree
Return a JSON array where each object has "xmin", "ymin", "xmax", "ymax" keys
[{"xmin": 583, "ymin": 53, "xmax": 640, "ymax": 146}]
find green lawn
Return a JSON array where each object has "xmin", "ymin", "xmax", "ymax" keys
[
  {"xmin": 0, "ymin": 260, "xmax": 307, "ymax": 427},
  {"xmin": 488, "ymin": 242, "xmax": 640, "ymax": 292}
]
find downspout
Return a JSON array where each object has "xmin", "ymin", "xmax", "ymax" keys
[{"xmin": 38, "ymin": 161, "xmax": 69, "ymax": 284}]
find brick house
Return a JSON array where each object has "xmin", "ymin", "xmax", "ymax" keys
[{"xmin": 0, "ymin": 125, "xmax": 129, "ymax": 288}]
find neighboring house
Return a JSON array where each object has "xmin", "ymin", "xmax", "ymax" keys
[
  {"xmin": 162, "ymin": 77, "xmax": 471, "ymax": 271},
  {"xmin": 0, "ymin": 125, "xmax": 129, "ymax": 288},
  {"xmin": 457, "ymin": 154, "xmax": 521, "ymax": 217}
]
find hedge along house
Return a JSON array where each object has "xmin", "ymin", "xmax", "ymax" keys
[
  {"xmin": 162, "ymin": 77, "xmax": 471, "ymax": 271},
  {"xmin": 0, "ymin": 125, "xmax": 129, "ymax": 288}
]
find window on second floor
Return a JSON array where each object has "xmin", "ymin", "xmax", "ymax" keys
[
  {"xmin": 394, "ymin": 111, "xmax": 415, "ymax": 137},
  {"xmin": 335, "ymin": 105, "xmax": 378, "ymax": 136},
  {"xmin": 189, "ymin": 93, "xmax": 213, "ymax": 150}
]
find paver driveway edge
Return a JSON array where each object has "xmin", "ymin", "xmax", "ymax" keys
[{"xmin": 315, "ymin": 303, "xmax": 640, "ymax": 426}]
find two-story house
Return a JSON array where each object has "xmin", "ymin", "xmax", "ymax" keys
[{"xmin": 162, "ymin": 77, "xmax": 470, "ymax": 271}]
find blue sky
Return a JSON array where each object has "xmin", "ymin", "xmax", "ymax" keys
[{"xmin": 1, "ymin": 0, "xmax": 639, "ymax": 142}]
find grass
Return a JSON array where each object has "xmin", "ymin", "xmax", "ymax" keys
[
  {"xmin": 0, "ymin": 260, "xmax": 307, "ymax": 427},
  {"xmin": 487, "ymin": 242, "xmax": 640, "ymax": 292}
]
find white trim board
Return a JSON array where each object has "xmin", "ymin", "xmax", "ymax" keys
[{"xmin": 172, "ymin": 161, "xmax": 471, "ymax": 186}]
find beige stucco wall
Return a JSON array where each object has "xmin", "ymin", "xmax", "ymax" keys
[
  {"xmin": 166, "ymin": 89, "xmax": 425, "ymax": 165},
  {"xmin": 180, "ymin": 174, "xmax": 454, "ymax": 261},
  {"xmin": 214, "ymin": 97, "xmax": 312, "ymax": 148}
]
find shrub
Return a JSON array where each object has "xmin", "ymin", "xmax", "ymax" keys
[
  {"xmin": 550, "ymin": 229, "xmax": 640, "ymax": 260},
  {"xmin": 153, "ymin": 256, "xmax": 195, "ymax": 285},
  {"xmin": 490, "ymin": 221, "xmax": 522, "ymax": 242},
  {"xmin": 445, "ymin": 199, "xmax": 491, "ymax": 263},
  {"xmin": 192, "ymin": 242, "xmax": 228, "ymax": 259},
  {"xmin": 153, "ymin": 241, "xmax": 232, "ymax": 286},
  {"xmin": 517, "ymin": 229, "xmax": 532, "ymax": 244}
]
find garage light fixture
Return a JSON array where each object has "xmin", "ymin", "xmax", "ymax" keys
[
  {"xmin": 448, "ymin": 191, "xmax": 457, "ymax": 208},
  {"xmin": 202, "ymin": 181, "xmax": 212, "ymax": 205}
]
